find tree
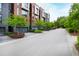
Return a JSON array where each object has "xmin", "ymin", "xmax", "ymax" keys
[
  {"xmin": 67, "ymin": 3, "xmax": 79, "ymax": 33},
  {"xmin": 53, "ymin": 16, "xmax": 66, "ymax": 28},
  {"xmin": 35, "ymin": 19, "xmax": 45, "ymax": 30},
  {"xmin": 35, "ymin": 19, "xmax": 54, "ymax": 30},
  {"xmin": 57, "ymin": 16, "xmax": 66, "ymax": 28},
  {"xmin": 44, "ymin": 22, "xmax": 54, "ymax": 30},
  {"xmin": 69, "ymin": 3, "xmax": 79, "ymax": 20},
  {"xmin": 4, "ymin": 15, "xmax": 28, "ymax": 27},
  {"xmin": 4, "ymin": 15, "xmax": 28, "ymax": 38}
]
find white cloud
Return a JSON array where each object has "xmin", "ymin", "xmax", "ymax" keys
[
  {"xmin": 50, "ymin": 4, "xmax": 72, "ymax": 21},
  {"xmin": 37, "ymin": 3, "xmax": 72, "ymax": 22}
]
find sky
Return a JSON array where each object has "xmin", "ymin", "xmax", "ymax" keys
[{"xmin": 37, "ymin": 3, "xmax": 72, "ymax": 21}]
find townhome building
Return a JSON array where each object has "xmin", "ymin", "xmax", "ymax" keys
[{"xmin": 0, "ymin": 3, "xmax": 50, "ymax": 35}]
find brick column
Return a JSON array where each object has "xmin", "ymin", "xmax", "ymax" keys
[{"xmin": 13, "ymin": 3, "xmax": 17, "ymax": 15}]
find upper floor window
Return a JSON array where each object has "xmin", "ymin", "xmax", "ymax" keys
[
  {"xmin": 22, "ymin": 3, "xmax": 29, "ymax": 10},
  {"xmin": 35, "ymin": 6, "xmax": 39, "ymax": 15},
  {"xmin": 22, "ymin": 10, "xmax": 28, "ymax": 16}
]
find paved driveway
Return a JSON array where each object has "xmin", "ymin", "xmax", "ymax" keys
[{"xmin": 0, "ymin": 29, "xmax": 78, "ymax": 56}]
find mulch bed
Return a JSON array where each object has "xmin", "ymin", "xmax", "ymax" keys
[
  {"xmin": 70, "ymin": 32, "xmax": 79, "ymax": 36},
  {"xmin": 9, "ymin": 32, "xmax": 25, "ymax": 39}
]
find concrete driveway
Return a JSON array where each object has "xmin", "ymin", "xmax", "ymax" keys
[{"xmin": 0, "ymin": 29, "xmax": 78, "ymax": 56}]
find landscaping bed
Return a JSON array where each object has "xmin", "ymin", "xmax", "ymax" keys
[
  {"xmin": 4, "ymin": 32, "xmax": 25, "ymax": 39},
  {"xmin": 70, "ymin": 32, "xmax": 79, "ymax": 36},
  {"xmin": 33, "ymin": 30, "xmax": 43, "ymax": 33},
  {"xmin": 9, "ymin": 32, "xmax": 25, "ymax": 39}
]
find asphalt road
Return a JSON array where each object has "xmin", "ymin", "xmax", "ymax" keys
[{"xmin": 0, "ymin": 29, "xmax": 78, "ymax": 56}]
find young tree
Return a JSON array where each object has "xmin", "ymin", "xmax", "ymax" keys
[
  {"xmin": 35, "ymin": 19, "xmax": 45, "ymax": 30},
  {"xmin": 5, "ymin": 15, "xmax": 28, "ymax": 27},
  {"xmin": 4, "ymin": 15, "xmax": 28, "ymax": 38},
  {"xmin": 68, "ymin": 3, "xmax": 79, "ymax": 33}
]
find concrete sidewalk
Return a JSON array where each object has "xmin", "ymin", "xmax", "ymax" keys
[{"xmin": 0, "ymin": 29, "xmax": 78, "ymax": 56}]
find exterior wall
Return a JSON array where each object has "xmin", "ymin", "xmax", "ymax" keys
[
  {"xmin": 13, "ymin": 3, "xmax": 22, "ymax": 15},
  {"xmin": 1, "ymin": 3, "xmax": 10, "ymax": 23}
]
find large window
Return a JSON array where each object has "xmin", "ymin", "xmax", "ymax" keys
[{"xmin": 21, "ymin": 3, "xmax": 29, "ymax": 17}]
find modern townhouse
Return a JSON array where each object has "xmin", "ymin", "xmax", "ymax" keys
[{"xmin": 0, "ymin": 3, "xmax": 50, "ymax": 35}]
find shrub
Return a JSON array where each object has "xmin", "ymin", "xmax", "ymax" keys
[
  {"xmin": 35, "ymin": 19, "xmax": 45, "ymax": 30},
  {"xmin": 75, "ymin": 36, "xmax": 79, "ymax": 51},
  {"xmin": 4, "ymin": 15, "xmax": 28, "ymax": 27},
  {"xmin": 44, "ymin": 22, "xmax": 53, "ymax": 30},
  {"xmin": 76, "ymin": 36, "xmax": 79, "ymax": 48},
  {"xmin": 35, "ymin": 19, "xmax": 53, "ymax": 30},
  {"xmin": 66, "ymin": 28, "xmax": 74, "ymax": 33},
  {"xmin": 33, "ymin": 30, "xmax": 42, "ymax": 33}
]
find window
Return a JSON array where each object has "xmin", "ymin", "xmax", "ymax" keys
[
  {"xmin": 22, "ymin": 10, "xmax": 28, "ymax": 16},
  {"xmin": 22, "ymin": 3, "xmax": 29, "ymax": 9},
  {"xmin": 35, "ymin": 6, "xmax": 39, "ymax": 15}
]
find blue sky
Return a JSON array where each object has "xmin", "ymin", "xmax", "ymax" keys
[{"xmin": 37, "ymin": 3, "xmax": 72, "ymax": 21}]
